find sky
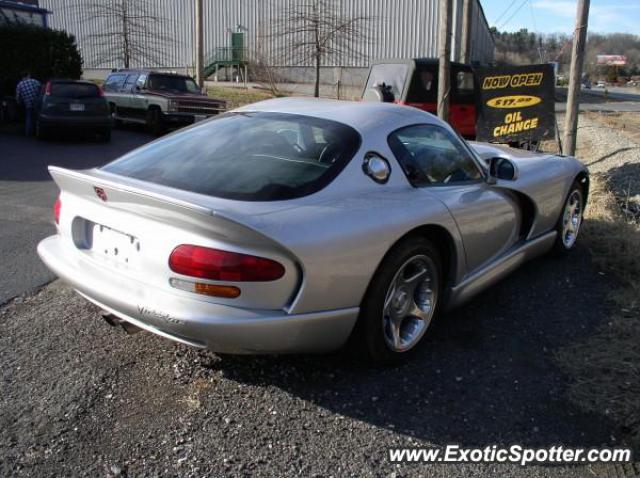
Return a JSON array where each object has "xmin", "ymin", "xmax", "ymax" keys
[{"xmin": 481, "ymin": 0, "xmax": 640, "ymax": 34}]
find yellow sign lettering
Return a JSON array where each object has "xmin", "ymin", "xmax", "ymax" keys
[
  {"xmin": 482, "ymin": 72, "xmax": 544, "ymax": 90},
  {"xmin": 492, "ymin": 115, "xmax": 540, "ymax": 137},
  {"xmin": 486, "ymin": 95, "xmax": 542, "ymax": 109}
]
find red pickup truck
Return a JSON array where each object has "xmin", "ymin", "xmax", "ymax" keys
[{"xmin": 362, "ymin": 58, "xmax": 477, "ymax": 138}]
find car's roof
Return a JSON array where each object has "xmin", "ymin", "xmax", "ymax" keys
[
  {"xmin": 49, "ymin": 79, "xmax": 97, "ymax": 85},
  {"xmin": 110, "ymin": 69, "xmax": 191, "ymax": 78},
  {"xmin": 234, "ymin": 97, "xmax": 441, "ymax": 135}
]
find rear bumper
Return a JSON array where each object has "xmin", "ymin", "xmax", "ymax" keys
[
  {"xmin": 38, "ymin": 114, "xmax": 111, "ymax": 129},
  {"xmin": 37, "ymin": 235, "xmax": 358, "ymax": 354}
]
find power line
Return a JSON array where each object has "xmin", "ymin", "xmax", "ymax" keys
[
  {"xmin": 498, "ymin": 0, "xmax": 530, "ymax": 29},
  {"xmin": 527, "ymin": 0, "xmax": 546, "ymax": 61},
  {"xmin": 493, "ymin": 0, "xmax": 519, "ymax": 26}
]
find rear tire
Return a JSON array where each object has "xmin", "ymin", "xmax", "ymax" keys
[
  {"xmin": 552, "ymin": 181, "xmax": 585, "ymax": 255},
  {"xmin": 146, "ymin": 108, "xmax": 164, "ymax": 136},
  {"xmin": 354, "ymin": 236, "xmax": 442, "ymax": 365}
]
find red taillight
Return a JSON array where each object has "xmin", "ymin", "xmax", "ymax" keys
[
  {"xmin": 53, "ymin": 196, "xmax": 61, "ymax": 224},
  {"xmin": 97, "ymin": 86, "xmax": 105, "ymax": 97},
  {"xmin": 44, "ymin": 81, "xmax": 52, "ymax": 96},
  {"xmin": 169, "ymin": 245, "xmax": 285, "ymax": 282}
]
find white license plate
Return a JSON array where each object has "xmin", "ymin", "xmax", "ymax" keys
[
  {"xmin": 70, "ymin": 103, "xmax": 85, "ymax": 111},
  {"xmin": 92, "ymin": 224, "xmax": 140, "ymax": 267},
  {"xmin": 193, "ymin": 114, "xmax": 207, "ymax": 122}
]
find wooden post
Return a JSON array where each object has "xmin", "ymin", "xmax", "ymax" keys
[
  {"xmin": 460, "ymin": 0, "xmax": 473, "ymax": 64},
  {"xmin": 195, "ymin": 0, "xmax": 204, "ymax": 88},
  {"xmin": 437, "ymin": 0, "xmax": 452, "ymax": 121},
  {"xmin": 562, "ymin": 0, "xmax": 590, "ymax": 156}
]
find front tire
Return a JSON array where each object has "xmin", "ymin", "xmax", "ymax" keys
[
  {"xmin": 110, "ymin": 104, "xmax": 123, "ymax": 128},
  {"xmin": 552, "ymin": 182, "xmax": 584, "ymax": 254},
  {"xmin": 356, "ymin": 237, "xmax": 441, "ymax": 365}
]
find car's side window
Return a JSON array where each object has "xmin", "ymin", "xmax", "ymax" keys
[
  {"xmin": 122, "ymin": 74, "xmax": 138, "ymax": 92},
  {"xmin": 388, "ymin": 124, "xmax": 482, "ymax": 186},
  {"xmin": 136, "ymin": 74, "xmax": 147, "ymax": 89},
  {"xmin": 104, "ymin": 74, "xmax": 126, "ymax": 92}
]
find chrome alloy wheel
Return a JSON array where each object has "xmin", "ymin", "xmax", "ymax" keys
[
  {"xmin": 382, "ymin": 254, "xmax": 438, "ymax": 352},
  {"xmin": 561, "ymin": 190, "xmax": 583, "ymax": 249}
]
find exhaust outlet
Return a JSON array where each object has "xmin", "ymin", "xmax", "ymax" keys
[{"xmin": 99, "ymin": 310, "xmax": 143, "ymax": 335}]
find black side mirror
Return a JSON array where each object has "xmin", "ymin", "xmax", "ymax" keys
[{"xmin": 487, "ymin": 157, "xmax": 518, "ymax": 183}]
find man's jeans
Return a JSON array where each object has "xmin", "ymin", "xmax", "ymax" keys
[{"xmin": 24, "ymin": 107, "xmax": 34, "ymax": 136}]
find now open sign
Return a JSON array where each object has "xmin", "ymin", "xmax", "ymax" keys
[{"xmin": 474, "ymin": 64, "xmax": 556, "ymax": 143}]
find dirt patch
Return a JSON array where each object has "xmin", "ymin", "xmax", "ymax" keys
[
  {"xmin": 586, "ymin": 111, "xmax": 640, "ymax": 146},
  {"xmin": 554, "ymin": 112, "xmax": 640, "ymax": 454}
]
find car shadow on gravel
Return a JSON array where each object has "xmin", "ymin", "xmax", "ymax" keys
[{"xmin": 204, "ymin": 245, "xmax": 619, "ymax": 449}]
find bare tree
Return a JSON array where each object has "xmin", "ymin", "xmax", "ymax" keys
[
  {"xmin": 81, "ymin": 0, "xmax": 172, "ymax": 68},
  {"xmin": 269, "ymin": 0, "xmax": 370, "ymax": 97}
]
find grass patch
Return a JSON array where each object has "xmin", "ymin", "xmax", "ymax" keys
[
  {"xmin": 206, "ymin": 85, "xmax": 278, "ymax": 109},
  {"xmin": 556, "ymin": 174, "xmax": 640, "ymax": 453}
]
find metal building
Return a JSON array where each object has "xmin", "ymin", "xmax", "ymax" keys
[
  {"xmin": 1, "ymin": 0, "xmax": 50, "ymax": 26},
  {"xmin": 40, "ymin": 0, "xmax": 494, "ymax": 82}
]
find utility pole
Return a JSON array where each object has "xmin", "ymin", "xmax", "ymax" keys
[
  {"xmin": 195, "ymin": 0, "xmax": 204, "ymax": 88},
  {"xmin": 437, "ymin": 0, "xmax": 452, "ymax": 121},
  {"xmin": 460, "ymin": 0, "xmax": 472, "ymax": 64},
  {"xmin": 562, "ymin": 0, "xmax": 590, "ymax": 156}
]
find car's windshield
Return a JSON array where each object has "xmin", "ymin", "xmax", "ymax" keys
[
  {"xmin": 102, "ymin": 112, "xmax": 361, "ymax": 201},
  {"xmin": 147, "ymin": 75, "xmax": 200, "ymax": 93},
  {"xmin": 50, "ymin": 82, "xmax": 100, "ymax": 99}
]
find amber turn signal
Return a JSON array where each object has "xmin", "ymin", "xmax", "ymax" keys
[
  {"xmin": 194, "ymin": 282, "xmax": 241, "ymax": 298},
  {"xmin": 169, "ymin": 278, "xmax": 241, "ymax": 298}
]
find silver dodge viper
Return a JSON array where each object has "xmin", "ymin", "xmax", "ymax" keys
[{"xmin": 38, "ymin": 98, "xmax": 588, "ymax": 363}]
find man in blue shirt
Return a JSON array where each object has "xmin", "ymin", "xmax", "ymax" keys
[{"xmin": 15, "ymin": 72, "xmax": 42, "ymax": 136}]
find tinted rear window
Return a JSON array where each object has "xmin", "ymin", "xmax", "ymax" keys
[
  {"xmin": 102, "ymin": 112, "xmax": 361, "ymax": 201},
  {"xmin": 50, "ymin": 83, "xmax": 100, "ymax": 98}
]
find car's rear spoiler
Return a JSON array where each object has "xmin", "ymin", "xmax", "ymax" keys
[{"xmin": 48, "ymin": 166, "xmax": 276, "ymax": 248}]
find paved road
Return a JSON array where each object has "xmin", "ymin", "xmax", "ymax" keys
[
  {"xmin": 0, "ymin": 127, "xmax": 153, "ymax": 304},
  {"xmin": 555, "ymin": 87, "xmax": 640, "ymax": 113},
  {"xmin": 583, "ymin": 86, "xmax": 640, "ymax": 102}
]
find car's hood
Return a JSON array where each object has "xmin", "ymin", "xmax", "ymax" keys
[{"xmin": 469, "ymin": 141, "xmax": 559, "ymax": 167}]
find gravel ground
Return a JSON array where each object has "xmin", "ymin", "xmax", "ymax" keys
[
  {"xmin": 0, "ymin": 249, "xmax": 632, "ymax": 477},
  {"xmin": 3, "ymin": 113, "xmax": 640, "ymax": 477},
  {"xmin": 574, "ymin": 113, "xmax": 640, "ymax": 221}
]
